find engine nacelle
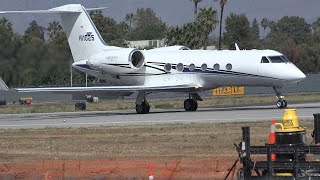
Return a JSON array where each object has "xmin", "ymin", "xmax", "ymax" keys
[{"xmin": 87, "ymin": 48, "xmax": 145, "ymax": 74}]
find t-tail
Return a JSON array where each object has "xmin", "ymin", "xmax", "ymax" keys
[
  {"xmin": 0, "ymin": 4, "xmax": 117, "ymax": 62},
  {"xmin": 54, "ymin": 4, "xmax": 111, "ymax": 62}
]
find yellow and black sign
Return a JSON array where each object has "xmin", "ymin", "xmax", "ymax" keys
[{"xmin": 213, "ymin": 86, "xmax": 245, "ymax": 96}]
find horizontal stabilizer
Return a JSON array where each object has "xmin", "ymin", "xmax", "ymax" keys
[
  {"xmin": 0, "ymin": 10, "xmax": 80, "ymax": 14},
  {"xmin": 15, "ymin": 84, "xmax": 200, "ymax": 93},
  {"xmin": 86, "ymin": 7, "xmax": 108, "ymax": 11},
  {"xmin": 0, "ymin": 78, "xmax": 9, "ymax": 91},
  {"xmin": 0, "ymin": 4, "xmax": 107, "ymax": 14}
]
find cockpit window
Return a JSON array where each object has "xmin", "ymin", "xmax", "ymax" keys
[
  {"xmin": 261, "ymin": 56, "xmax": 269, "ymax": 63},
  {"xmin": 268, "ymin": 56, "xmax": 291, "ymax": 63},
  {"xmin": 280, "ymin": 55, "xmax": 291, "ymax": 62}
]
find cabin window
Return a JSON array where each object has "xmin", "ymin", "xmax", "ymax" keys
[
  {"xmin": 201, "ymin": 63, "xmax": 207, "ymax": 71},
  {"xmin": 189, "ymin": 63, "xmax": 195, "ymax": 71},
  {"xmin": 164, "ymin": 63, "xmax": 172, "ymax": 72},
  {"xmin": 261, "ymin": 56, "xmax": 269, "ymax": 63},
  {"xmin": 226, "ymin": 63, "xmax": 232, "ymax": 71},
  {"xmin": 176, "ymin": 63, "xmax": 184, "ymax": 72},
  {"xmin": 213, "ymin": 63, "xmax": 220, "ymax": 70}
]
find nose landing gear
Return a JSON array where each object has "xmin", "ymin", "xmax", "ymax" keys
[
  {"xmin": 273, "ymin": 87, "xmax": 287, "ymax": 108},
  {"xmin": 276, "ymin": 99, "xmax": 287, "ymax": 108}
]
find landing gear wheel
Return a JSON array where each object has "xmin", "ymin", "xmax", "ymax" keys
[
  {"xmin": 144, "ymin": 101, "xmax": 150, "ymax": 113},
  {"xmin": 276, "ymin": 100, "xmax": 283, "ymax": 108},
  {"xmin": 276, "ymin": 100, "xmax": 287, "ymax": 108},
  {"xmin": 136, "ymin": 101, "xmax": 150, "ymax": 114},
  {"xmin": 75, "ymin": 102, "xmax": 86, "ymax": 111},
  {"xmin": 282, "ymin": 100, "xmax": 287, "ymax": 108},
  {"xmin": 184, "ymin": 99, "xmax": 198, "ymax": 111}
]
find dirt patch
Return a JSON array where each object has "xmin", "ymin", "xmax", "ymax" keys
[{"xmin": 0, "ymin": 121, "xmax": 315, "ymax": 179}]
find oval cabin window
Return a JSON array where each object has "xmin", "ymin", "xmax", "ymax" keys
[
  {"xmin": 176, "ymin": 63, "xmax": 184, "ymax": 72},
  {"xmin": 213, "ymin": 63, "xmax": 220, "ymax": 70},
  {"xmin": 189, "ymin": 63, "xmax": 195, "ymax": 71},
  {"xmin": 226, "ymin": 63, "xmax": 232, "ymax": 71},
  {"xmin": 164, "ymin": 63, "xmax": 172, "ymax": 72},
  {"xmin": 201, "ymin": 63, "xmax": 207, "ymax": 71}
]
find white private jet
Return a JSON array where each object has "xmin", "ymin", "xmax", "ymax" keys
[{"xmin": 0, "ymin": 4, "xmax": 306, "ymax": 114}]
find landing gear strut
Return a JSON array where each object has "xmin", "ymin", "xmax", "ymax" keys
[
  {"xmin": 273, "ymin": 87, "xmax": 287, "ymax": 108},
  {"xmin": 135, "ymin": 91, "xmax": 150, "ymax": 114},
  {"xmin": 184, "ymin": 93, "xmax": 202, "ymax": 112}
]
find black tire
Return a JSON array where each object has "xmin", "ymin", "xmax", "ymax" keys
[
  {"xmin": 136, "ymin": 104, "xmax": 143, "ymax": 114},
  {"xmin": 0, "ymin": 100, "xmax": 6, "ymax": 106},
  {"xmin": 192, "ymin": 100, "xmax": 198, "ymax": 111},
  {"xmin": 276, "ymin": 100, "xmax": 284, "ymax": 108},
  {"xmin": 184, "ymin": 99, "xmax": 198, "ymax": 111},
  {"xmin": 276, "ymin": 100, "xmax": 287, "ymax": 108},
  {"xmin": 75, "ymin": 102, "xmax": 86, "ymax": 111},
  {"xmin": 282, "ymin": 100, "xmax": 288, "ymax": 108},
  {"xmin": 184, "ymin": 99, "xmax": 192, "ymax": 111},
  {"xmin": 144, "ymin": 101, "xmax": 150, "ymax": 113},
  {"xmin": 136, "ymin": 101, "xmax": 150, "ymax": 114}
]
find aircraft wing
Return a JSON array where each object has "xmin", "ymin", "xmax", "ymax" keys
[{"xmin": 15, "ymin": 84, "xmax": 201, "ymax": 93}]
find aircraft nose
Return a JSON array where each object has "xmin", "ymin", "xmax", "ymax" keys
[
  {"xmin": 292, "ymin": 68, "xmax": 306, "ymax": 82},
  {"xmin": 296, "ymin": 69, "xmax": 306, "ymax": 80}
]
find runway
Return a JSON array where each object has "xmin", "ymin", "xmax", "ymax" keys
[{"xmin": 0, "ymin": 102, "xmax": 319, "ymax": 129}]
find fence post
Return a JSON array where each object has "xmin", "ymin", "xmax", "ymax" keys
[{"xmin": 242, "ymin": 127, "xmax": 251, "ymax": 179}]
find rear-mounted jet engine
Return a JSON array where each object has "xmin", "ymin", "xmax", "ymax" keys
[{"xmin": 86, "ymin": 48, "xmax": 145, "ymax": 74}]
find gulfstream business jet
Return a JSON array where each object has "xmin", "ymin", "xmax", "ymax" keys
[{"xmin": 0, "ymin": 4, "xmax": 306, "ymax": 114}]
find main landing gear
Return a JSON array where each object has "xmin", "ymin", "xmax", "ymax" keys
[
  {"xmin": 135, "ymin": 92, "xmax": 203, "ymax": 114},
  {"xmin": 184, "ymin": 93, "xmax": 202, "ymax": 112},
  {"xmin": 273, "ymin": 87, "xmax": 287, "ymax": 108},
  {"xmin": 136, "ymin": 101, "xmax": 150, "ymax": 114},
  {"xmin": 135, "ymin": 91, "xmax": 150, "ymax": 114}
]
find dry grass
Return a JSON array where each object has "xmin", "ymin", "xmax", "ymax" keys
[
  {"xmin": 0, "ymin": 92, "xmax": 320, "ymax": 114},
  {"xmin": 0, "ymin": 120, "xmax": 315, "ymax": 163}
]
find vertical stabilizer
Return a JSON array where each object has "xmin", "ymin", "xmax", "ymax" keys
[
  {"xmin": 0, "ymin": 4, "xmax": 113, "ymax": 62},
  {"xmin": 50, "ymin": 4, "xmax": 108, "ymax": 62}
]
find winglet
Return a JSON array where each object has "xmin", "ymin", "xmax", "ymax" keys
[
  {"xmin": 0, "ymin": 78, "xmax": 9, "ymax": 91},
  {"xmin": 235, "ymin": 43, "xmax": 240, "ymax": 51}
]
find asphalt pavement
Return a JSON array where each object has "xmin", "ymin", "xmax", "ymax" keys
[{"xmin": 0, "ymin": 102, "xmax": 319, "ymax": 129}]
